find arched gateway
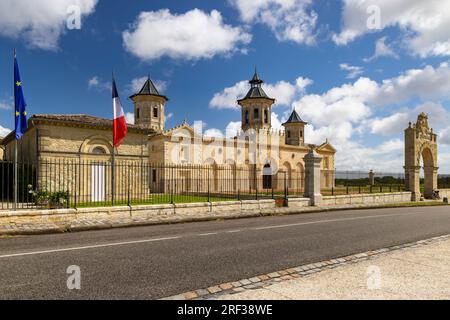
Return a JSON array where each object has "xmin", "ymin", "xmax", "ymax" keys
[{"xmin": 404, "ymin": 113, "xmax": 438, "ymax": 201}]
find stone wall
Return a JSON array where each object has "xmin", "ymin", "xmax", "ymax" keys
[
  {"xmin": 321, "ymin": 192, "xmax": 412, "ymax": 206},
  {"xmin": 0, "ymin": 200, "xmax": 276, "ymax": 228},
  {"xmin": 437, "ymin": 189, "xmax": 450, "ymax": 199}
]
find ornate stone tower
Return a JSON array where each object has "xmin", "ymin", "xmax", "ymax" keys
[
  {"xmin": 238, "ymin": 71, "xmax": 275, "ymax": 131},
  {"xmin": 282, "ymin": 109, "xmax": 307, "ymax": 146},
  {"xmin": 404, "ymin": 112, "xmax": 438, "ymax": 201},
  {"xmin": 130, "ymin": 77, "xmax": 168, "ymax": 133}
]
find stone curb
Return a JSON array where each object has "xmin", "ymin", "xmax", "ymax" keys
[
  {"xmin": 0, "ymin": 202, "xmax": 447, "ymax": 237},
  {"xmin": 161, "ymin": 234, "xmax": 450, "ymax": 300}
]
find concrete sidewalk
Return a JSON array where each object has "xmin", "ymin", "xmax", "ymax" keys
[{"xmin": 215, "ymin": 236, "xmax": 450, "ymax": 300}]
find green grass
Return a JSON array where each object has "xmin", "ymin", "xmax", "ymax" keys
[{"xmin": 73, "ymin": 195, "xmax": 234, "ymax": 208}]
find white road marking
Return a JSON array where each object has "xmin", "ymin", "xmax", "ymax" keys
[
  {"xmin": 0, "ymin": 236, "xmax": 181, "ymax": 259},
  {"xmin": 0, "ymin": 211, "xmax": 427, "ymax": 259},
  {"xmin": 251, "ymin": 212, "xmax": 423, "ymax": 231},
  {"xmin": 198, "ymin": 232, "xmax": 218, "ymax": 236}
]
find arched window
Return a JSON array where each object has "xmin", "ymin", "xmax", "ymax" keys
[
  {"xmin": 136, "ymin": 108, "xmax": 140, "ymax": 119},
  {"xmin": 245, "ymin": 110, "xmax": 249, "ymax": 124},
  {"xmin": 264, "ymin": 110, "xmax": 268, "ymax": 124},
  {"xmin": 153, "ymin": 107, "xmax": 158, "ymax": 118},
  {"xmin": 287, "ymin": 130, "xmax": 291, "ymax": 138},
  {"xmin": 92, "ymin": 146, "xmax": 107, "ymax": 154},
  {"xmin": 254, "ymin": 108, "xmax": 259, "ymax": 119}
]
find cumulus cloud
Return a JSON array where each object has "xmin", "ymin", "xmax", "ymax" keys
[
  {"xmin": 368, "ymin": 102, "xmax": 449, "ymax": 136},
  {"xmin": 340, "ymin": 63, "xmax": 364, "ymax": 79},
  {"xmin": 88, "ymin": 76, "xmax": 110, "ymax": 91},
  {"xmin": 123, "ymin": 9, "xmax": 251, "ymax": 61},
  {"xmin": 230, "ymin": 0, "xmax": 318, "ymax": 45},
  {"xmin": 0, "ymin": 125, "xmax": 11, "ymax": 137},
  {"xmin": 125, "ymin": 112, "xmax": 135, "ymax": 125},
  {"xmin": 364, "ymin": 37, "xmax": 399, "ymax": 62},
  {"xmin": 210, "ymin": 76, "xmax": 313, "ymax": 109},
  {"xmin": 333, "ymin": 0, "xmax": 450, "ymax": 57},
  {"xmin": 0, "ymin": 0, "xmax": 98, "ymax": 50},
  {"xmin": 0, "ymin": 99, "xmax": 12, "ymax": 110},
  {"xmin": 289, "ymin": 63, "xmax": 450, "ymax": 170}
]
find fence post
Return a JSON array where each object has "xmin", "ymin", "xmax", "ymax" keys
[
  {"xmin": 284, "ymin": 172, "xmax": 288, "ymax": 200},
  {"xmin": 207, "ymin": 167, "xmax": 211, "ymax": 203},
  {"xmin": 127, "ymin": 164, "xmax": 131, "ymax": 207},
  {"xmin": 170, "ymin": 166, "xmax": 174, "ymax": 205},
  {"xmin": 255, "ymin": 164, "xmax": 258, "ymax": 200},
  {"xmin": 358, "ymin": 185, "xmax": 361, "ymax": 194}
]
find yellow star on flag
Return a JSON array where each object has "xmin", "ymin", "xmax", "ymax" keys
[
  {"xmin": 15, "ymin": 111, "xmax": 20, "ymax": 117},
  {"xmin": 16, "ymin": 81, "xmax": 21, "ymax": 87}
]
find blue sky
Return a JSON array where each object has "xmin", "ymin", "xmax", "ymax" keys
[{"xmin": 0, "ymin": 0, "xmax": 450, "ymax": 171}]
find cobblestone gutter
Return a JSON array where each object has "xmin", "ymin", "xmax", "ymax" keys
[{"xmin": 163, "ymin": 234, "xmax": 450, "ymax": 300}]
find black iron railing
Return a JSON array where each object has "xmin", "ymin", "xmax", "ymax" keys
[{"xmin": 0, "ymin": 159, "xmax": 305, "ymax": 210}]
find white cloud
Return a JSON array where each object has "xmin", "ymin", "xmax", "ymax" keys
[
  {"xmin": 364, "ymin": 37, "xmax": 399, "ymax": 62},
  {"xmin": 0, "ymin": 99, "xmax": 12, "ymax": 110},
  {"xmin": 231, "ymin": 0, "xmax": 318, "ymax": 45},
  {"xmin": 333, "ymin": 0, "xmax": 450, "ymax": 57},
  {"xmin": 288, "ymin": 63, "xmax": 450, "ymax": 171},
  {"xmin": 123, "ymin": 9, "xmax": 251, "ymax": 61},
  {"xmin": 368, "ymin": 102, "xmax": 449, "ymax": 136},
  {"xmin": 88, "ymin": 76, "xmax": 110, "ymax": 91},
  {"xmin": 0, "ymin": 125, "xmax": 11, "ymax": 137},
  {"xmin": 204, "ymin": 128, "xmax": 224, "ymax": 138},
  {"xmin": 210, "ymin": 76, "xmax": 313, "ymax": 109},
  {"xmin": 340, "ymin": 63, "xmax": 364, "ymax": 79},
  {"xmin": 125, "ymin": 112, "xmax": 135, "ymax": 125},
  {"xmin": 127, "ymin": 77, "xmax": 168, "ymax": 94},
  {"xmin": 373, "ymin": 63, "xmax": 450, "ymax": 106},
  {"xmin": 0, "ymin": 0, "xmax": 98, "ymax": 50},
  {"xmin": 226, "ymin": 121, "xmax": 242, "ymax": 137}
]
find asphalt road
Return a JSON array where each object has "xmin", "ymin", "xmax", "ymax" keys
[{"xmin": 0, "ymin": 206, "xmax": 449, "ymax": 299}]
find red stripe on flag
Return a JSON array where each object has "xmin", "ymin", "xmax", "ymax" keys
[{"xmin": 113, "ymin": 115, "xmax": 127, "ymax": 148}]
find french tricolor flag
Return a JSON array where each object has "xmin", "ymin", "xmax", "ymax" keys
[{"xmin": 112, "ymin": 77, "xmax": 127, "ymax": 148}]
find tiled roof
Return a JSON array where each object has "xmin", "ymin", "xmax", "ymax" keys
[
  {"xmin": 130, "ymin": 77, "xmax": 168, "ymax": 101},
  {"xmin": 238, "ymin": 71, "xmax": 275, "ymax": 102},
  {"xmin": 31, "ymin": 114, "xmax": 154, "ymax": 132},
  {"xmin": 283, "ymin": 110, "xmax": 307, "ymax": 124}
]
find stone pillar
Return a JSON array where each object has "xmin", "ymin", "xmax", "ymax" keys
[
  {"xmin": 369, "ymin": 170, "xmax": 375, "ymax": 186},
  {"xmin": 423, "ymin": 166, "xmax": 438, "ymax": 198},
  {"xmin": 304, "ymin": 149, "xmax": 323, "ymax": 205},
  {"xmin": 405, "ymin": 166, "xmax": 421, "ymax": 201}
]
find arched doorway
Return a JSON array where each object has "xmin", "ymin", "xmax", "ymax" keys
[
  {"xmin": 404, "ymin": 113, "xmax": 438, "ymax": 200},
  {"xmin": 263, "ymin": 164, "xmax": 272, "ymax": 190}
]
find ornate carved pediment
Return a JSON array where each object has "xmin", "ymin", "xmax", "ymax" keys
[{"xmin": 416, "ymin": 112, "xmax": 432, "ymax": 140}]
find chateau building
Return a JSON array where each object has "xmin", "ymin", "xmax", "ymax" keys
[{"xmin": 0, "ymin": 71, "xmax": 336, "ymax": 202}]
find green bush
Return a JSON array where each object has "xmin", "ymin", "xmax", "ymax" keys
[{"xmin": 29, "ymin": 187, "xmax": 68, "ymax": 208}]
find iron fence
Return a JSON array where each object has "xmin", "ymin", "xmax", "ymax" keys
[
  {"xmin": 0, "ymin": 159, "xmax": 305, "ymax": 210},
  {"xmin": 438, "ymin": 174, "xmax": 450, "ymax": 189},
  {"xmin": 326, "ymin": 170, "xmax": 406, "ymax": 195}
]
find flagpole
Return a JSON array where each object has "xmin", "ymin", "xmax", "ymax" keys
[
  {"xmin": 111, "ymin": 71, "xmax": 115, "ymax": 206},
  {"xmin": 13, "ymin": 48, "xmax": 18, "ymax": 211},
  {"xmin": 112, "ymin": 145, "xmax": 115, "ymax": 206}
]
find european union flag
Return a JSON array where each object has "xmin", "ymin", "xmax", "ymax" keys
[{"xmin": 14, "ymin": 53, "xmax": 28, "ymax": 140}]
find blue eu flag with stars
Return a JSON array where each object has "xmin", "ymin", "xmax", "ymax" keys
[{"xmin": 14, "ymin": 53, "xmax": 28, "ymax": 140}]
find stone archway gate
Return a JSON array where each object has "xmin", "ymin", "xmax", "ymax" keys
[{"xmin": 404, "ymin": 113, "xmax": 438, "ymax": 201}]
